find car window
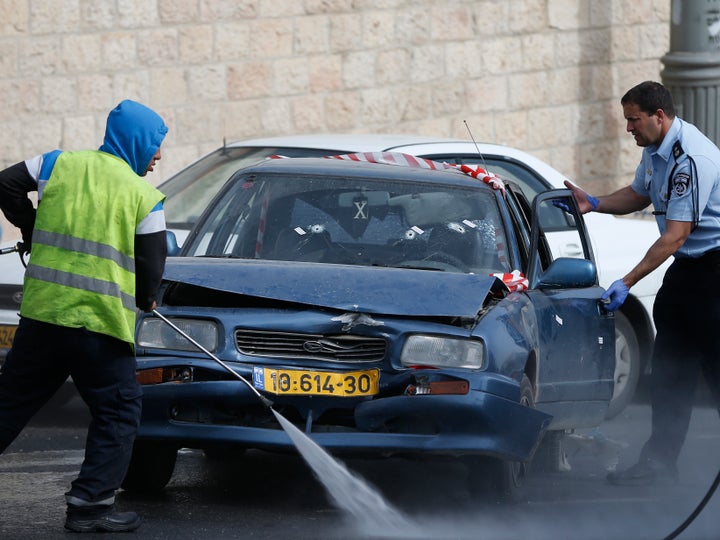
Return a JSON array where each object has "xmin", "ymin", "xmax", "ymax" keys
[
  {"xmin": 160, "ymin": 146, "xmax": 339, "ymax": 230},
  {"xmin": 421, "ymin": 154, "xmax": 572, "ymax": 231},
  {"xmin": 419, "ymin": 154, "xmax": 547, "ymax": 199},
  {"xmin": 185, "ymin": 171, "xmax": 511, "ymax": 275}
]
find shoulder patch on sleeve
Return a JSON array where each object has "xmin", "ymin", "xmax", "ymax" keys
[{"xmin": 672, "ymin": 172, "xmax": 690, "ymax": 197}]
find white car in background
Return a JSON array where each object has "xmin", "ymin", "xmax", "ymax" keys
[
  {"xmin": 0, "ymin": 134, "xmax": 668, "ymax": 417},
  {"xmin": 0, "ymin": 247, "xmax": 25, "ymax": 358}
]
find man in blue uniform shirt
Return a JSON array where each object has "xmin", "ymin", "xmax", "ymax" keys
[{"xmin": 566, "ymin": 80, "xmax": 720, "ymax": 486}]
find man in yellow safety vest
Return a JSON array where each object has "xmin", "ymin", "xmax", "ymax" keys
[{"xmin": 0, "ymin": 100, "xmax": 168, "ymax": 533}]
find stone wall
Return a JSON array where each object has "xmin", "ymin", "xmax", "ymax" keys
[{"xmin": 0, "ymin": 0, "xmax": 670, "ymax": 241}]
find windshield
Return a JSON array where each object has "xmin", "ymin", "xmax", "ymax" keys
[
  {"xmin": 184, "ymin": 171, "xmax": 510, "ymax": 275},
  {"xmin": 159, "ymin": 146, "xmax": 567, "ymax": 234}
]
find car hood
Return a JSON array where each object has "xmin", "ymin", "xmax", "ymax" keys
[{"xmin": 163, "ymin": 258, "xmax": 500, "ymax": 317}]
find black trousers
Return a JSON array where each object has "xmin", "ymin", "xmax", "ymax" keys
[
  {"xmin": 0, "ymin": 317, "xmax": 142, "ymax": 506},
  {"xmin": 640, "ymin": 253, "xmax": 720, "ymax": 466}
]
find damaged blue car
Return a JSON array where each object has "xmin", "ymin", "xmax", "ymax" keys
[{"xmin": 124, "ymin": 153, "xmax": 615, "ymax": 501}]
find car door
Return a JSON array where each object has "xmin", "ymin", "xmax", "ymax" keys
[{"xmin": 512, "ymin": 188, "xmax": 615, "ymax": 429}]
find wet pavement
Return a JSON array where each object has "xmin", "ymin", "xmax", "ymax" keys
[{"xmin": 0, "ymin": 396, "xmax": 718, "ymax": 540}]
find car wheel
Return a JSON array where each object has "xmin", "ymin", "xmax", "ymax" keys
[
  {"xmin": 605, "ymin": 311, "xmax": 641, "ymax": 419},
  {"xmin": 532, "ymin": 429, "xmax": 568, "ymax": 473},
  {"xmin": 466, "ymin": 375, "xmax": 534, "ymax": 503},
  {"xmin": 121, "ymin": 442, "xmax": 178, "ymax": 493}
]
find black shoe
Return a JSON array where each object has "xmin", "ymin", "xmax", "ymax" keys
[
  {"xmin": 606, "ymin": 458, "xmax": 678, "ymax": 487},
  {"xmin": 64, "ymin": 511, "xmax": 141, "ymax": 533}
]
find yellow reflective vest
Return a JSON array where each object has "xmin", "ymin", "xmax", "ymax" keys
[{"xmin": 21, "ymin": 150, "xmax": 165, "ymax": 345}]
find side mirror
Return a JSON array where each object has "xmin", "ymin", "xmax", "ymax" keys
[
  {"xmin": 166, "ymin": 231, "xmax": 180, "ymax": 257},
  {"xmin": 536, "ymin": 257, "xmax": 597, "ymax": 289}
]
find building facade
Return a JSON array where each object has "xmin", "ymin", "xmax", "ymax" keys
[{"xmin": 0, "ymin": 0, "xmax": 669, "ymax": 240}]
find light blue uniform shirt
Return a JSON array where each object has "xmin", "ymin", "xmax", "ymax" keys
[{"xmin": 631, "ymin": 117, "xmax": 720, "ymax": 258}]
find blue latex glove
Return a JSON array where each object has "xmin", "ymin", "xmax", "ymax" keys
[
  {"xmin": 586, "ymin": 194, "xmax": 600, "ymax": 211},
  {"xmin": 552, "ymin": 194, "xmax": 600, "ymax": 213},
  {"xmin": 552, "ymin": 199, "xmax": 572, "ymax": 213},
  {"xmin": 601, "ymin": 279, "xmax": 629, "ymax": 311}
]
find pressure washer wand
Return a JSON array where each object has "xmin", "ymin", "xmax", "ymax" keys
[
  {"xmin": 0, "ymin": 242, "xmax": 30, "ymax": 268},
  {"xmin": 151, "ymin": 309, "xmax": 273, "ymax": 409}
]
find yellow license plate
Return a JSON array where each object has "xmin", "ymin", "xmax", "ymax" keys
[
  {"xmin": 0, "ymin": 324, "xmax": 17, "ymax": 349},
  {"xmin": 253, "ymin": 367, "xmax": 379, "ymax": 397}
]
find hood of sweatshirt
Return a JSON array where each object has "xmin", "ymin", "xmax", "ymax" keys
[{"xmin": 99, "ymin": 100, "xmax": 168, "ymax": 176}]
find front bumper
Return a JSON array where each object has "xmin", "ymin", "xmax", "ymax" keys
[{"xmin": 135, "ymin": 358, "xmax": 552, "ymax": 462}]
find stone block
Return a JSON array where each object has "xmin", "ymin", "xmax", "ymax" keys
[
  {"xmin": 188, "ymin": 64, "xmax": 227, "ymax": 101},
  {"xmin": 215, "ymin": 22, "xmax": 251, "ymax": 61},
  {"xmin": 329, "ymin": 13, "xmax": 363, "ymax": 52},
  {"xmin": 294, "ymin": 15, "xmax": 329, "ymax": 54},
  {"xmin": 291, "ymin": 94, "xmax": 325, "ymax": 131},
  {"xmin": 62, "ymin": 115, "xmax": 97, "ymax": 151},
  {"xmin": 76, "ymin": 74, "xmax": 114, "ymax": 112},
  {"xmin": 62, "ymin": 34, "xmax": 103, "ymax": 73},
  {"xmin": 309, "ymin": 55, "xmax": 342, "ymax": 92},
  {"xmin": 179, "ymin": 25, "xmax": 214, "ymax": 63},
  {"xmin": 101, "ymin": 32, "xmax": 138, "ymax": 70},
  {"xmin": 249, "ymin": 18, "xmax": 293, "ymax": 57},
  {"xmin": 222, "ymin": 100, "xmax": 264, "ymax": 139},
  {"xmin": 151, "ymin": 68, "xmax": 188, "ymax": 105},
  {"xmin": 274, "ymin": 57, "xmax": 311, "ymax": 95},
  {"xmin": 137, "ymin": 28, "xmax": 179, "ymax": 66},
  {"xmin": 325, "ymin": 91, "xmax": 359, "ymax": 130},
  {"xmin": 227, "ymin": 61, "xmax": 273, "ymax": 99},
  {"xmin": 0, "ymin": 0, "xmax": 29, "ymax": 35}
]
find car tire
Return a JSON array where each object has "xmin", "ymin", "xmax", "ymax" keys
[
  {"xmin": 605, "ymin": 311, "xmax": 640, "ymax": 419},
  {"xmin": 532, "ymin": 429, "xmax": 567, "ymax": 473},
  {"xmin": 466, "ymin": 375, "xmax": 534, "ymax": 503},
  {"xmin": 121, "ymin": 442, "xmax": 178, "ymax": 493}
]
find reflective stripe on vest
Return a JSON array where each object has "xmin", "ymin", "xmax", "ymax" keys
[
  {"xmin": 20, "ymin": 150, "xmax": 164, "ymax": 345},
  {"xmin": 25, "ymin": 264, "xmax": 136, "ymax": 312},
  {"xmin": 33, "ymin": 230, "xmax": 136, "ymax": 273}
]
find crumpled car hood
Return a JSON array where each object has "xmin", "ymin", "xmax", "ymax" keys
[{"xmin": 163, "ymin": 258, "xmax": 500, "ymax": 317}]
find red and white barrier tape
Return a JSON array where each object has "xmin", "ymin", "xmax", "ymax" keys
[
  {"xmin": 491, "ymin": 270, "xmax": 529, "ymax": 293},
  {"xmin": 268, "ymin": 152, "xmax": 506, "ymax": 192}
]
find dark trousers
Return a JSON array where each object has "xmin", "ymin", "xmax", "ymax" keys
[
  {"xmin": 0, "ymin": 317, "xmax": 142, "ymax": 506},
  {"xmin": 641, "ymin": 254, "xmax": 720, "ymax": 466}
]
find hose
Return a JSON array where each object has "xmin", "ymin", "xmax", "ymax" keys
[
  {"xmin": 663, "ymin": 465, "xmax": 720, "ymax": 539},
  {"xmin": 151, "ymin": 309, "xmax": 274, "ymax": 409}
]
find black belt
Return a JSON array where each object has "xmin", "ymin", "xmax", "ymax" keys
[{"xmin": 676, "ymin": 250, "xmax": 720, "ymax": 266}]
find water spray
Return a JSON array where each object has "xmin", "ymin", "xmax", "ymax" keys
[{"xmin": 150, "ymin": 308, "xmax": 415, "ymax": 534}]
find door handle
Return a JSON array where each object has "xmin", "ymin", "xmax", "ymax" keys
[{"xmin": 563, "ymin": 243, "xmax": 583, "ymax": 257}]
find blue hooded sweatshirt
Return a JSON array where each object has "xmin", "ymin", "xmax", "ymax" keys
[{"xmin": 99, "ymin": 100, "xmax": 168, "ymax": 176}]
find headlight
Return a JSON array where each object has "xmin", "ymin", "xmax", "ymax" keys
[
  {"xmin": 400, "ymin": 335, "xmax": 485, "ymax": 370},
  {"xmin": 137, "ymin": 317, "xmax": 219, "ymax": 352}
]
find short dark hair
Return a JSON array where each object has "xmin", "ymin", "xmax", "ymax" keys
[{"xmin": 621, "ymin": 81, "xmax": 676, "ymax": 118}]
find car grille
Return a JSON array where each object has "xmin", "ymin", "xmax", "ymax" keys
[{"xmin": 235, "ymin": 329, "xmax": 386, "ymax": 362}]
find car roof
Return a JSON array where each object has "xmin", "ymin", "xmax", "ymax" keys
[
  {"xmin": 234, "ymin": 154, "xmax": 499, "ymax": 189},
  {"xmin": 225, "ymin": 133, "xmax": 466, "ymax": 152}
]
